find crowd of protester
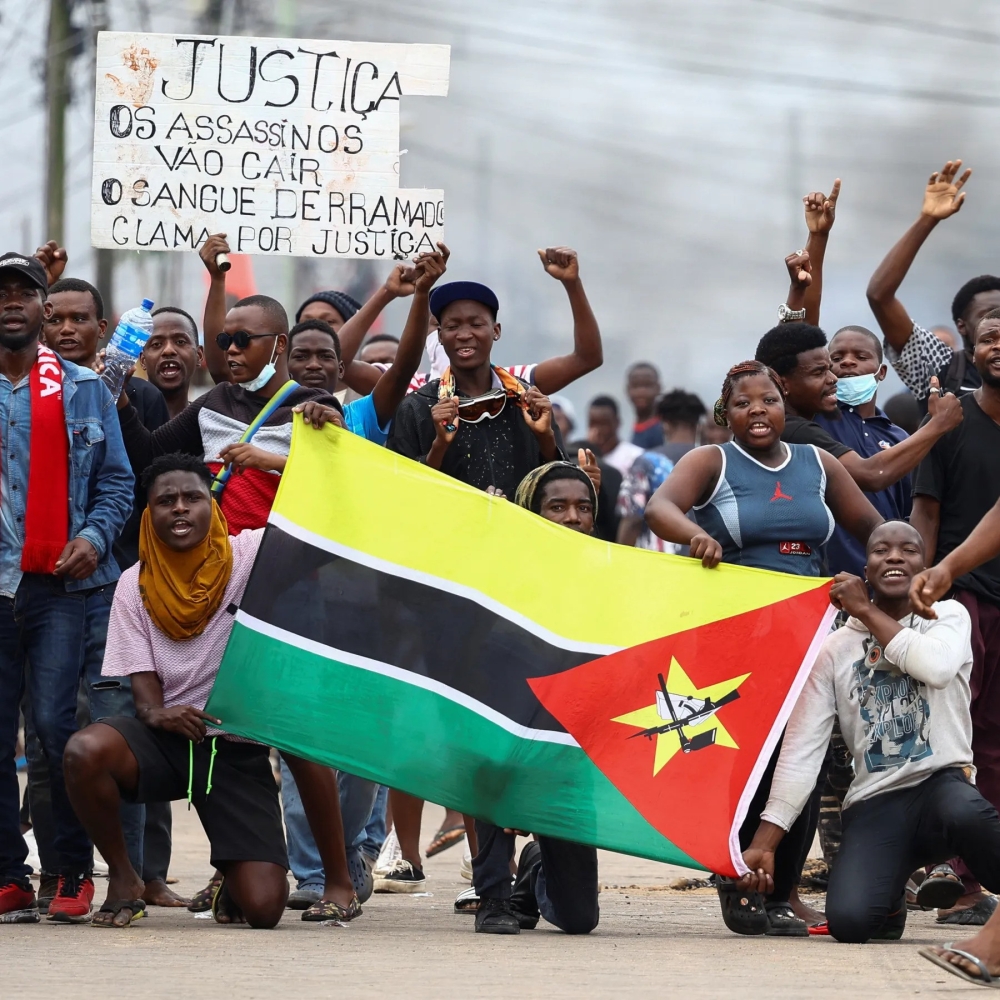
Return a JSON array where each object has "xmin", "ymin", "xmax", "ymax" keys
[{"xmin": 4, "ymin": 157, "xmax": 1000, "ymax": 984}]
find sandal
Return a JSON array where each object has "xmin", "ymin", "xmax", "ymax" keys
[
  {"xmin": 937, "ymin": 896, "xmax": 999, "ymax": 925},
  {"xmin": 187, "ymin": 875, "xmax": 223, "ymax": 913},
  {"xmin": 92, "ymin": 899, "xmax": 146, "ymax": 928},
  {"xmin": 916, "ymin": 864, "xmax": 965, "ymax": 910},
  {"xmin": 454, "ymin": 886, "xmax": 480, "ymax": 913},
  {"xmin": 764, "ymin": 901, "xmax": 808, "ymax": 937},
  {"xmin": 426, "ymin": 823, "xmax": 466, "ymax": 858},
  {"xmin": 301, "ymin": 894, "xmax": 363, "ymax": 922},
  {"xmin": 211, "ymin": 878, "xmax": 246, "ymax": 925},
  {"xmin": 716, "ymin": 877, "xmax": 768, "ymax": 936},
  {"xmin": 920, "ymin": 943, "xmax": 1000, "ymax": 988}
]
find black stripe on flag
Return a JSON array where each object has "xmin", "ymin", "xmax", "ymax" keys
[{"xmin": 240, "ymin": 525, "xmax": 602, "ymax": 734}]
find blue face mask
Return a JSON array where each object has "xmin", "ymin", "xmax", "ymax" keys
[
  {"xmin": 239, "ymin": 342, "xmax": 279, "ymax": 393},
  {"xmin": 836, "ymin": 373, "xmax": 878, "ymax": 406}
]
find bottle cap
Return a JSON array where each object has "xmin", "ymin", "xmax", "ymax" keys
[{"xmin": 141, "ymin": 298, "xmax": 155, "ymax": 311}]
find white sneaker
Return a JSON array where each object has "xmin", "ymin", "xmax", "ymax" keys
[
  {"xmin": 23, "ymin": 829, "xmax": 41, "ymax": 874},
  {"xmin": 373, "ymin": 827, "xmax": 401, "ymax": 878},
  {"xmin": 373, "ymin": 859, "xmax": 426, "ymax": 893},
  {"xmin": 459, "ymin": 843, "xmax": 473, "ymax": 881}
]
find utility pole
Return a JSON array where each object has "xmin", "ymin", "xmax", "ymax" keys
[
  {"xmin": 45, "ymin": 0, "xmax": 72, "ymax": 245},
  {"xmin": 90, "ymin": 0, "xmax": 116, "ymax": 314}
]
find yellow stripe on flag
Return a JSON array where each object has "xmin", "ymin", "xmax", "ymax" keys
[{"xmin": 276, "ymin": 419, "xmax": 829, "ymax": 649}]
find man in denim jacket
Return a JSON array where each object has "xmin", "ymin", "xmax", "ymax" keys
[{"xmin": 0, "ymin": 253, "xmax": 133, "ymax": 924}]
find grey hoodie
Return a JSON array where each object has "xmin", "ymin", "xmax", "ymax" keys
[{"xmin": 762, "ymin": 599, "xmax": 974, "ymax": 831}]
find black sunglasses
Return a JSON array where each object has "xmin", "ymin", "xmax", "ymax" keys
[{"xmin": 215, "ymin": 331, "xmax": 279, "ymax": 350}]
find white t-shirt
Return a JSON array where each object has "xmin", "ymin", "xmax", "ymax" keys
[
  {"xmin": 602, "ymin": 440, "xmax": 644, "ymax": 476},
  {"xmin": 763, "ymin": 600, "xmax": 974, "ymax": 830}
]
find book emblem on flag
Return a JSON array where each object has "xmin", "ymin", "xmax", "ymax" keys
[{"xmin": 612, "ymin": 658, "xmax": 750, "ymax": 774}]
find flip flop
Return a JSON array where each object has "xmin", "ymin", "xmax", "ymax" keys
[
  {"xmin": 716, "ymin": 877, "xmax": 768, "ymax": 936},
  {"xmin": 916, "ymin": 865, "xmax": 965, "ymax": 910},
  {"xmin": 211, "ymin": 878, "xmax": 246, "ymax": 925},
  {"xmin": 92, "ymin": 899, "xmax": 146, "ymax": 928},
  {"xmin": 454, "ymin": 886, "xmax": 480, "ymax": 913},
  {"xmin": 187, "ymin": 876, "xmax": 223, "ymax": 913},
  {"xmin": 426, "ymin": 824, "xmax": 466, "ymax": 858},
  {"xmin": 301, "ymin": 894, "xmax": 362, "ymax": 922},
  {"xmin": 919, "ymin": 943, "xmax": 1000, "ymax": 988},
  {"xmin": 937, "ymin": 897, "xmax": 999, "ymax": 925}
]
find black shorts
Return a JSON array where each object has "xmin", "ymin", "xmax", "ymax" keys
[{"xmin": 101, "ymin": 716, "xmax": 288, "ymax": 871}]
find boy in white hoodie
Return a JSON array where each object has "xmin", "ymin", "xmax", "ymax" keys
[{"xmin": 738, "ymin": 520, "xmax": 1000, "ymax": 943}]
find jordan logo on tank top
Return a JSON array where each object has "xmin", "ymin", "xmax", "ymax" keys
[{"xmin": 770, "ymin": 481, "xmax": 793, "ymax": 502}]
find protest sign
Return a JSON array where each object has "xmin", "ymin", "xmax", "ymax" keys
[{"xmin": 91, "ymin": 32, "xmax": 449, "ymax": 259}]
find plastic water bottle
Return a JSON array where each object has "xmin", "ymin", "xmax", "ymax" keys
[{"xmin": 101, "ymin": 298, "xmax": 155, "ymax": 398}]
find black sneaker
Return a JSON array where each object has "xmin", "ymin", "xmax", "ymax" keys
[
  {"xmin": 373, "ymin": 859, "xmax": 426, "ymax": 893},
  {"xmin": 36, "ymin": 872, "xmax": 58, "ymax": 914},
  {"xmin": 475, "ymin": 896, "xmax": 521, "ymax": 934},
  {"xmin": 764, "ymin": 901, "xmax": 808, "ymax": 937},
  {"xmin": 510, "ymin": 841, "xmax": 541, "ymax": 930}
]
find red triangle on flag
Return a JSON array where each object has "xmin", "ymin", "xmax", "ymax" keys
[{"xmin": 529, "ymin": 585, "xmax": 833, "ymax": 876}]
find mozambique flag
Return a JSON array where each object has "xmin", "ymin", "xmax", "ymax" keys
[{"xmin": 207, "ymin": 420, "xmax": 835, "ymax": 876}]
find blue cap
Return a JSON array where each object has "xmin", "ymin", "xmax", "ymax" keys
[
  {"xmin": 141, "ymin": 298, "xmax": 154, "ymax": 311},
  {"xmin": 429, "ymin": 281, "xmax": 499, "ymax": 322}
]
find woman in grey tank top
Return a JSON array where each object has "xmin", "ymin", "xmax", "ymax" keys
[{"xmin": 645, "ymin": 361, "xmax": 883, "ymax": 938}]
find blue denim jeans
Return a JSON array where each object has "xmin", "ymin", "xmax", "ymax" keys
[
  {"xmin": 279, "ymin": 759, "xmax": 378, "ymax": 891},
  {"xmin": 362, "ymin": 785, "xmax": 388, "ymax": 861},
  {"xmin": 0, "ymin": 575, "xmax": 92, "ymax": 880},
  {"xmin": 83, "ymin": 582, "xmax": 144, "ymax": 876}
]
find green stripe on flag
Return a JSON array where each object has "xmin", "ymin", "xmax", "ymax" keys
[{"xmin": 207, "ymin": 621, "xmax": 703, "ymax": 870}]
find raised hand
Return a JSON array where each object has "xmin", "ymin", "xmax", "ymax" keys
[
  {"xmin": 199, "ymin": 233, "xmax": 231, "ymax": 277},
  {"xmin": 921, "ymin": 160, "xmax": 971, "ymax": 220},
  {"xmin": 577, "ymin": 447, "xmax": 602, "ymax": 495},
  {"xmin": 785, "ymin": 250, "xmax": 812, "ymax": 289},
  {"xmin": 537, "ymin": 246, "xmax": 579, "ymax": 283},
  {"xmin": 926, "ymin": 375, "xmax": 963, "ymax": 432},
  {"xmin": 34, "ymin": 241, "xmax": 67, "ymax": 286},
  {"xmin": 413, "ymin": 243, "xmax": 449, "ymax": 293},
  {"xmin": 803, "ymin": 179, "xmax": 841, "ymax": 234},
  {"xmin": 384, "ymin": 263, "xmax": 419, "ymax": 298}
]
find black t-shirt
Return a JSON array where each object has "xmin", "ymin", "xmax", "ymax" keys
[
  {"xmin": 389, "ymin": 379, "xmax": 563, "ymax": 500},
  {"xmin": 781, "ymin": 413, "xmax": 852, "ymax": 458},
  {"xmin": 113, "ymin": 378, "xmax": 170, "ymax": 570},
  {"xmin": 913, "ymin": 393, "xmax": 1000, "ymax": 605}
]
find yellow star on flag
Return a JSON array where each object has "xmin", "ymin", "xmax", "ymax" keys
[{"xmin": 612, "ymin": 658, "xmax": 750, "ymax": 775}]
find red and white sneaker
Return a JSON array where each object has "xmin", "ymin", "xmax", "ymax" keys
[
  {"xmin": 0, "ymin": 878, "xmax": 39, "ymax": 923},
  {"xmin": 47, "ymin": 873, "xmax": 95, "ymax": 923}
]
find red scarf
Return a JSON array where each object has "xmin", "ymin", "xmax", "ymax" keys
[{"xmin": 20, "ymin": 344, "xmax": 68, "ymax": 573}]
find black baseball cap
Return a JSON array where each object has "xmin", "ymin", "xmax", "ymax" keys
[
  {"xmin": 0, "ymin": 252, "xmax": 48, "ymax": 293},
  {"xmin": 429, "ymin": 281, "xmax": 499, "ymax": 321}
]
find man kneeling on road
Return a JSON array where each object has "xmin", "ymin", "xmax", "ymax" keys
[
  {"xmin": 739, "ymin": 521, "xmax": 1000, "ymax": 943},
  {"xmin": 63, "ymin": 452, "xmax": 359, "ymax": 928}
]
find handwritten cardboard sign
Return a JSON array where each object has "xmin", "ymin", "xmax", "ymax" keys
[{"xmin": 91, "ymin": 32, "xmax": 449, "ymax": 258}]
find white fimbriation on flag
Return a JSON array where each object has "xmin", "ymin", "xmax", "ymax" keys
[{"xmin": 91, "ymin": 33, "xmax": 449, "ymax": 259}]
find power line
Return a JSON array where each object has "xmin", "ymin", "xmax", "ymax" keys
[{"xmin": 751, "ymin": 0, "xmax": 1000, "ymax": 46}]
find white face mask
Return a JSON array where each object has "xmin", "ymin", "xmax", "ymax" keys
[{"xmin": 239, "ymin": 340, "xmax": 279, "ymax": 392}]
